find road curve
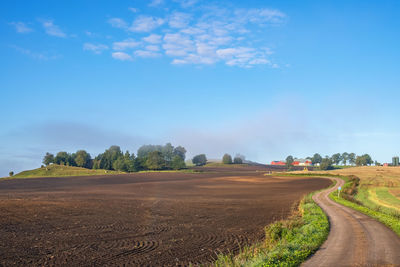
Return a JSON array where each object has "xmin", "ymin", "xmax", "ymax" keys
[{"xmin": 302, "ymin": 177, "xmax": 400, "ymax": 267}]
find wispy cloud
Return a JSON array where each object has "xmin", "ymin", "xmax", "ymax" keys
[
  {"xmin": 143, "ymin": 34, "xmax": 162, "ymax": 44},
  {"xmin": 83, "ymin": 43, "xmax": 109, "ymax": 54},
  {"xmin": 41, "ymin": 19, "xmax": 67, "ymax": 38},
  {"xmin": 11, "ymin": 45, "xmax": 60, "ymax": 60},
  {"xmin": 129, "ymin": 16, "xmax": 164, "ymax": 32},
  {"xmin": 173, "ymin": 0, "xmax": 198, "ymax": 8},
  {"xmin": 112, "ymin": 52, "xmax": 132, "ymax": 61},
  {"xmin": 108, "ymin": 18, "xmax": 128, "ymax": 29},
  {"xmin": 106, "ymin": 4, "xmax": 286, "ymax": 67},
  {"xmin": 134, "ymin": 50, "xmax": 161, "ymax": 58},
  {"xmin": 129, "ymin": 7, "xmax": 139, "ymax": 13},
  {"xmin": 112, "ymin": 38, "xmax": 140, "ymax": 50},
  {"xmin": 149, "ymin": 0, "xmax": 164, "ymax": 7},
  {"xmin": 9, "ymin": 22, "xmax": 33, "ymax": 33},
  {"xmin": 168, "ymin": 12, "xmax": 191, "ymax": 28}
]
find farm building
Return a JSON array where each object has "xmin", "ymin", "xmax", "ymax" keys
[{"xmin": 293, "ymin": 159, "xmax": 313, "ymax": 166}]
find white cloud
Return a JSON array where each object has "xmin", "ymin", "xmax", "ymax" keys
[
  {"xmin": 163, "ymin": 33, "xmax": 195, "ymax": 56},
  {"xmin": 108, "ymin": 18, "xmax": 127, "ymax": 29},
  {"xmin": 112, "ymin": 52, "xmax": 132, "ymax": 61},
  {"xmin": 173, "ymin": 0, "xmax": 198, "ymax": 8},
  {"xmin": 145, "ymin": 45, "xmax": 160, "ymax": 51},
  {"xmin": 143, "ymin": 34, "xmax": 162, "ymax": 44},
  {"xmin": 83, "ymin": 43, "xmax": 108, "ymax": 54},
  {"xmin": 41, "ymin": 20, "xmax": 66, "ymax": 38},
  {"xmin": 112, "ymin": 38, "xmax": 140, "ymax": 50},
  {"xmin": 216, "ymin": 47, "xmax": 270, "ymax": 67},
  {"xmin": 149, "ymin": 0, "xmax": 164, "ymax": 7},
  {"xmin": 129, "ymin": 16, "xmax": 164, "ymax": 32},
  {"xmin": 105, "ymin": 5, "xmax": 286, "ymax": 68},
  {"xmin": 134, "ymin": 50, "xmax": 161, "ymax": 58},
  {"xmin": 169, "ymin": 12, "xmax": 191, "ymax": 28},
  {"xmin": 129, "ymin": 7, "xmax": 138, "ymax": 13},
  {"xmin": 9, "ymin": 22, "xmax": 32, "ymax": 33}
]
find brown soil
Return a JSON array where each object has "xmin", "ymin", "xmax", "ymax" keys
[{"xmin": 0, "ymin": 168, "xmax": 330, "ymax": 266}]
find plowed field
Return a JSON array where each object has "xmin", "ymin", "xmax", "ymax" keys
[{"xmin": 0, "ymin": 169, "xmax": 330, "ymax": 266}]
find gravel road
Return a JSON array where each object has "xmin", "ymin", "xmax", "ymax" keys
[{"xmin": 303, "ymin": 177, "xmax": 400, "ymax": 267}]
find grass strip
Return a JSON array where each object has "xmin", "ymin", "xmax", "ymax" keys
[
  {"xmin": 329, "ymin": 179, "xmax": 400, "ymax": 237},
  {"xmin": 214, "ymin": 191, "xmax": 330, "ymax": 266}
]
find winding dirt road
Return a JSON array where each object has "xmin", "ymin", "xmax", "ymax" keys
[{"xmin": 303, "ymin": 177, "xmax": 400, "ymax": 267}]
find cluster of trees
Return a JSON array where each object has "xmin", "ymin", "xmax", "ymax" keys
[
  {"xmin": 309, "ymin": 152, "xmax": 373, "ymax": 167},
  {"xmin": 222, "ymin": 153, "xmax": 244, "ymax": 164},
  {"xmin": 43, "ymin": 150, "xmax": 93, "ymax": 168},
  {"xmin": 43, "ymin": 143, "xmax": 187, "ymax": 172},
  {"xmin": 192, "ymin": 154, "xmax": 207, "ymax": 166},
  {"xmin": 284, "ymin": 152, "xmax": 374, "ymax": 171}
]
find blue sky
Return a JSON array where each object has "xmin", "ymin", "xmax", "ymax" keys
[{"xmin": 1, "ymin": 0, "xmax": 400, "ymax": 176}]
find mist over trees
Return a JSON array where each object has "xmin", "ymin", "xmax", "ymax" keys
[
  {"xmin": 222, "ymin": 154, "xmax": 233, "ymax": 164},
  {"xmin": 233, "ymin": 156, "xmax": 243, "ymax": 164},
  {"xmin": 192, "ymin": 154, "xmax": 207, "ymax": 166},
  {"xmin": 43, "ymin": 143, "xmax": 187, "ymax": 172}
]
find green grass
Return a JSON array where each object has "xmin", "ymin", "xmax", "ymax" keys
[
  {"xmin": 374, "ymin": 187, "xmax": 400, "ymax": 209},
  {"xmin": 202, "ymin": 162, "xmax": 250, "ymax": 168},
  {"xmin": 4, "ymin": 164, "xmax": 124, "ymax": 179},
  {"xmin": 329, "ymin": 177, "xmax": 400, "ymax": 237},
  {"xmin": 355, "ymin": 187, "xmax": 400, "ymax": 216},
  {"xmin": 215, "ymin": 192, "xmax": 330, "ymax": 267}
]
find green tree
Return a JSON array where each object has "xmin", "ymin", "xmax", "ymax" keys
[
  {"xmin": 75, "ymin": 150, "xmax": 91, "ymax": 168},
  {"xmin": 171, "ymin": 155, "xmax": 186, "ymax": 170},
  {"xmin": 331, "ymin": 153, "xmax": 342, "ymax": 165},
  {"xmin": 112, "ymin": 157, "xmax": 127, "ymax": 171},
  {"xmin": 286, "ymin": 155, "xmax": 294, "ymax": 168},
  {"xmin": 54, "ymin": 151, "xmax": 70, "ymax": 165},
  {"xmin": 173, "ymin": 146, "xmax": 187, "ymax": 160},
  {"xmin": 222, "ymin": 153, "xmax": 233, "ymax": 164},
  {"xmin": 348, "ymin": 153, "xmax": 356, "ymax": 165},
  {"xmin": 43, "ymin": 152, "xmax": 54, "ymax": 166},
  {"xmin": 311, "ymin": 153, "xmax": 322, "ymax": 165},
  {"xmin": 162, "ymin": 143, "xmax": 174, "ymax": 162},
  {"xmin": 9, "ymin": 171, "xmax": 14, "ymax": 177},
  {"xmin": 233, "ymin": 157, "xmax": 243, "ymax": 164},
  {"xmin": 364, "ymin": 154, "xmax": 373, "ymax": 165},
  {"xmin": 341, "ymin": 152, "xmax": 349, "ymax": 165},
  {"xmin": 320, "ymin": 157, "xmax": 333, "ymax": 170},
  {"xmin": 96, "ymin": 145, "xmax": 123, "ymax": 170},
  {"xmin": 356, "ymin": 154, "xmax": 373, "ymax": 166},
  {"xmin": 192, "ymin": 154, "xmax": 207, "ymax": 166},
  {"xmin": 124, "ymin": 151, "xmax": 136, "ymax": 172},
  {"xmin": 145, "ymin": 151, "xmax": 165, "ymax": 170},
  {"xmin": 92, "ymin": 159, "xmax": 100, "ymax": 169}
]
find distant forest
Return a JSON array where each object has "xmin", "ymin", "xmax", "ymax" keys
[{"xmin": 42, "ymin": 143, "xmax": 188, "ymax": 172}]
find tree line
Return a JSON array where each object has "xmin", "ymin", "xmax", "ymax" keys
[
  {"xmin": 43, "ymin": 143, "xmax": 188, "ymax": 172},
  {"xmin": 284, "ymin": 152, "xmax": 374, "ymax": 170}
]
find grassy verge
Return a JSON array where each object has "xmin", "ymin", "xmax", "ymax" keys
[
  {"xmin": 4, "ymin": 165, "xmax": 125, "ymax": 179},
  {"xmin": 215, "ymin": 191, "xmax": 330, "ymax": 266},
  {"xmin": 2, "ymin": 165, "xmax": 203, "ymax": 180},
  {"xmin": 329, "ymin": 177, "xmax": 400, "ymax": 237}
]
